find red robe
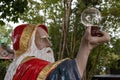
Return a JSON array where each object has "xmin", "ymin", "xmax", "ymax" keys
[
  {"xmin": 13, "ymin": 58, "xmax": 50, "ymax": 80},
  {"xmin": 13, "ymin": 58, "xmax": 81, "ymax": 80}
]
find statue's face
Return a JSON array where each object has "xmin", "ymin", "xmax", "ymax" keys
[{"xmin": 35, "ymin": 27, "xmax": 52, "ymax": 50}]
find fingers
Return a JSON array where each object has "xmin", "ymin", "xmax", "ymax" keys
[
  {"xmin": 84, "ymin": 26, "xmax": 110, "ymax": 44},
  {"xmin": 92, "ymin": 31, "xmax": 110, "ymax": 43},
  {"xmin": 99, "ymin": 31, "xmax": 111, "ymax": 42}
]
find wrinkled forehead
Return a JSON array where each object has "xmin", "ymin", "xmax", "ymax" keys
[{"xmin": 36, "ymin": 27, "xmax": 49, "ymax": 38}]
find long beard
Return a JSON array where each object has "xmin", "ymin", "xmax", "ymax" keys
[
  {"xmin": 28, "ymin": 30, "xmax": 55, "ymax": 63},
  {"xmin": 28, "ymin": 46, "xmax": 55, "ymax": 63}
]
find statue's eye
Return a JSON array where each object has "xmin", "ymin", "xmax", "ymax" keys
[{"xmin": 1, "ymin": 50, "xmax": 8, "ymax": 57}]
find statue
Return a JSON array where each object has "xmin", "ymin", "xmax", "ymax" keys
[{"xmin": 4, "ymin": 24, "xmax": 110, "ymax": 80}]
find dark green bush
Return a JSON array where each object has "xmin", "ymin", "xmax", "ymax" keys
[{"xmin": 0, "ymin": 60, "xmax": 11, "ymax": 80}]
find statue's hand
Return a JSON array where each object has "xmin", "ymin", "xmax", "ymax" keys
[{"xmin": 81, "ymin": 26, "xmax": 110, "ymax": 50}]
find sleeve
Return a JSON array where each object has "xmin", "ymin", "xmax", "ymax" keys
[{"xmin": 46, "ymin": 59, "xmax": 81, "ymax": 80}]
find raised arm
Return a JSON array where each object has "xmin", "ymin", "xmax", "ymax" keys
[{"xmin": 75, "ymin": 26, "xmax": 110, "ymax": 78}]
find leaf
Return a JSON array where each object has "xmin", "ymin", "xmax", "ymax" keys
[{"xmin": 0, "ymin": 20, "xmax": 5, "ymax": 25}]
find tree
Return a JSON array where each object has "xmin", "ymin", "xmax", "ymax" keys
[
  {"xmin": 0, "ymin": 24, "xmax": 13, "ymax": 46},
  {"xmin": 0, "ymin": 0, "xmax": 28, "ymax": 22}
]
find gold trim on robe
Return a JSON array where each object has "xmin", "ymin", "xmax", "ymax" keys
[{"xmin": 37, "ymin": 58, "xmax": 69, "ymax": 80}]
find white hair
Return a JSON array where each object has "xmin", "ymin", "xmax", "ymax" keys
[{"xmin": 4, "ymin": 30, "xmax": 55, "ymax": 80}]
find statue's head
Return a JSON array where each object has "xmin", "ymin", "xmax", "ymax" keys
[{"xmin": 11, "ymin": 24, "xmax": 52, "ymax": 57}]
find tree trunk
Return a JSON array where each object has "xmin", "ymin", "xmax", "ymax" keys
[{"xmin": 59, "ymin": 0, "xmax": 72, "ymax": 59}]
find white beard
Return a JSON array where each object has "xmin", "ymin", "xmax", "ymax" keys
[
  {"xmin": 4, "ymin": 31, "xmax": 55, "ymax": 80},
  {"xmin": 27, "ymin": 34, "xmax": 55, "ymax": 63}
]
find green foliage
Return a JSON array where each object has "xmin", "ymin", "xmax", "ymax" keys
[
  {"xmin": 0, "ymin": 21, "xmax": 13, "ymax": 79},
  {"xmin": 80, "ymin": 0, "xmax": 101, "ymax": 6},
  {"xmin": 20, "ymin": 0, "xmax": 63, "ymax": 25},
  {"xmin": 0, "ymin": 24, "xmax": 13, "ymax": 45},
  {"xmin": 49, "ymin": 24, "xmax": 61, "ymax": 60},
  {"xmin": 0, "ymin": 60, "xmax": 11, "ymax": 80},
  {"xmin": 0, "ymin": 20, "xmax": 5, "ymax": 25},
  {"xmin": 112, "ymin": 39, "xmax": 120, "ymax": 54},
  {"xmin": 0, "ymin": 0, "xmax": 28, "ymax": 22},
  {"xmin": 19, "ymin": 0, "xmax": 44, "ymax": 24}
]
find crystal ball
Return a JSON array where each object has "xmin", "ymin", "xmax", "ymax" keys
[{"xmin": 81, "ymin": 7, "xmax": 101, "ymax": 26}]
